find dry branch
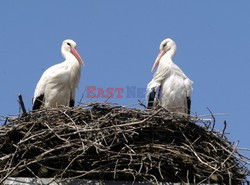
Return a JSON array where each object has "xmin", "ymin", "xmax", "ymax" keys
[{"xmin": 17, "ymin": 94, "xmax": 26, "ymax": 116}]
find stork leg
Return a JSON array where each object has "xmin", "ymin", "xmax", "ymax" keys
[{"xmin": 147, "ymin": 89, "xmax": 156, "ymax": 109}]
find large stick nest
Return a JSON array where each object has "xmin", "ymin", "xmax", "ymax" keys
[{"xmin": 0, "ymin": 103, "xmax": 249, "ymax": 184}]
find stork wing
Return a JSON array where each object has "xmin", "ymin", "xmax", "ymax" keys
[
  {"xmin": 184, "ymin": 77, "xmax": 193, "ymax": 115},
  {"xmin": 147, "ymin": 88, "xmax": 156, "ymax": 108},
  {"xmin": 147, "ymin": 60, "xmax": 170, "ymax": 109},
  {"xmin": 152, "ymin": 62, "xmax": 170, "ymax": 86},
  {"xmin": 32, "ymin": 94, "xmax": 44, "ymax": 110},
  {"xmin": 32, "ymin": 63, "xmax": 68, "ymax": 109}
]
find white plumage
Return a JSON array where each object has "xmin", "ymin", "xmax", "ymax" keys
[
  {"xmin": 147, "ymin": 38, "xmax": 193, "ymax": 114},
  {"xmin": 32, "ymin": 39, "xmax": 84, "ymax": 110}
]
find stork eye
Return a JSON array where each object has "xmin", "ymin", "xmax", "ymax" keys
[{"xmin": 67, "ymin": 43, "xmax": 71, "ymax": 47}]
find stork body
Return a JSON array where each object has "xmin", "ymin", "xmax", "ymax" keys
[
  {"xmin": 147, "ymin": 38, "xmax": 193, "ymax": 114},
  {"xmin": 32, "ymin": 39, "xmax": 84, "ymax": 110}
]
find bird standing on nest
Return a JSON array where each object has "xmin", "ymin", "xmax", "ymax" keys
[
  {"xmin": 146, "ymin": 38, "xmax": 193, "ymax": 114},
  {"xmin": 32, "ymin": 39, "xmax": 84, "ymax": 110}
]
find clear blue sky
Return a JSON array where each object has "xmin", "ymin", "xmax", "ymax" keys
[{"xmin": 0, "ymin": 1, "xmax": 249, "ymax": 165}]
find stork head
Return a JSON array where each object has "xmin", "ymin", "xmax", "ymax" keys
[
  {"xmin": 151, "ymin": 38, "xmax": 176, "ymax": 72},
  {"xmin": 61, "ymin": 39, "xmax": 84, "ymax": 65}
]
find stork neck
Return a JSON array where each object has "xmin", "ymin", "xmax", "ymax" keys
[
  {"xmin": 165, "ymin": 47, "xmax": 176, "ymax": 59},
  {"xmin": 64, "ymin": 52, "xmax": 79, "ymax": 65}
]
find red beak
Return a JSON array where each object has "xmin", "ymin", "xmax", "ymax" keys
[
  {"xmin": 71, "ymin": 47, "xmax": 84, "ymax": 65},
  {"xmin": 151, "ymin": 49, "xmax": 165, "ymax": 72}
]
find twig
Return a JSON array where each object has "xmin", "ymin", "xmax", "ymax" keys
[
  {"xmin": 207, "ymin": 107, "xmax": 215, "ymax": 131},
  {"xmin": 43, "ymin": 122, "xmax": 70, "ymax": 144},
  {"xmin": 60, "ymin": 151, "xmax": 85, "ymax": 178},
  {"xmin": 104, "ymin": 95, "xmax": 112, "ymax": 103},
  {"xmin": 0, "ymin": 160, "xmax": 23, "ymax": 184},
  {"xmin": 60, "ymin": 110, "xmax": 86, "ymax": 152},
  {"xmin": 4, "ymin": 117, "xmax": 9, "ymax": 125},
  {"xmin": 18, "ymin": 94, "xmax": 27, "ymax": 116},
  {"xmin": 222, "ymin": 120, "xmax": 227, "ymax": 138},
  {"xmin": 197, "ymin": 141, "xmax": 239, "ymax": 185},
  {"xmin": 158, "ymin": 161, "xmax": 164, "ymax": 180},
  {"xmin": 78, "ymin": 88, "xmax": 86, "ymax": 105},
  {"xmin": 106, "ymin": 108, "xmax": 163, "ymax": 129},
  {"xmin": 138, "ymin": 99, "xmax": 147, "ymax": 108}
]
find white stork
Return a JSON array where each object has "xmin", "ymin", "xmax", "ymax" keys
[
  {"xmin": 146, "ymin": 38, "xmax": 193, "ymax": 114},
  {"xmin": 32, "ymin": 39, "xmax": 84, "ymax": 110}
]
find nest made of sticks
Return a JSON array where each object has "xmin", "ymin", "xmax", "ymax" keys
[{"xmin": 0, "ymin": 103, "xmax": 249, "ymax": 184}]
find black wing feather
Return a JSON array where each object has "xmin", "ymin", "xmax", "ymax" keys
[
  {"xmin": 32, "ymin": 94, "xmax": 44, "ymax": 110},
  {"xmin": 187, "ymin": 97, "xmax": 191, "ymax": 115},
  {"xmin": 147, "ymin": 89, "xmax": 156, "ymax": 109},
  {"xmin": 69, "ymin": 99, "xmax": 75, "ymax": 107}
]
